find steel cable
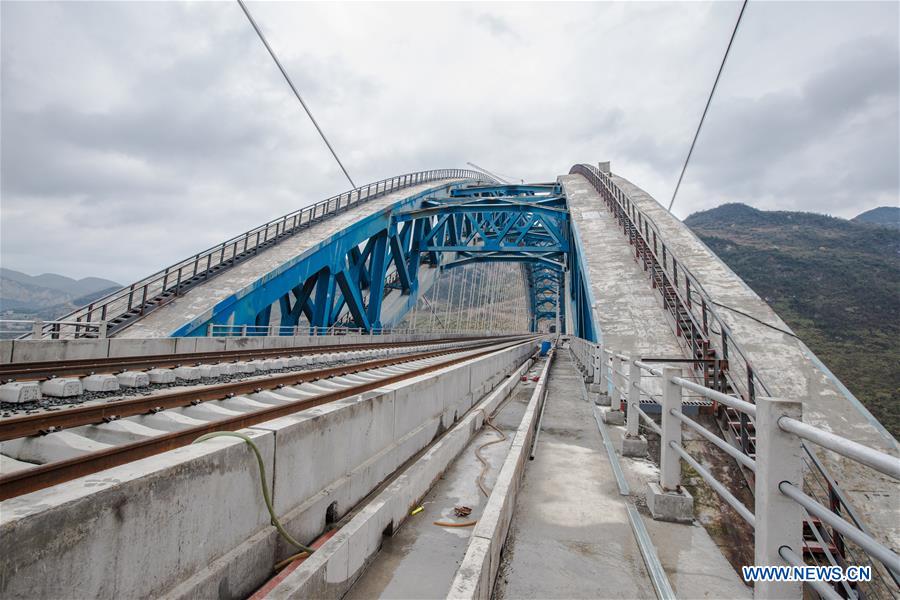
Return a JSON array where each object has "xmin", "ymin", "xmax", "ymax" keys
[
  {"xmin": 667, "ymin": 0, "xmax": 749, "ymax": 212},
  {"xmin": 236, "ymin": 0, "xmax": 356, "ymax": 188}
]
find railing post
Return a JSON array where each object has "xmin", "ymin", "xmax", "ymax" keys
[
  {"xmin": 592, "ymin": 344, "xmax": 602, "ymax": 385},
  {"xmin": 621, "ymin": 359, "xmax": 649, "ymax": 458},
  {"xmin": 754, "ymin": 396, "xmax": 804, "ymax": 600},
  {"xmin": 626, "ymin": 360, "xmax": 640, "ymax": 438},
  {"xmin": 598, "ymin": 345, "xmax": 608, "ymax": 389},
  {"xmin": 659, "ymin": 365, "xmax": 682, "ymax": 491},
  {"xmin": 98, "ymin": 322, "xmax": 108, "ymax": 339},
  {"xmin": 32, "ymin": 320, "xmax": 43, "ymax": 339},
  {"xmin": 602, "ymin": 354, "xmax": 625, "ymax": 424},
  {"xmin": 207, "ymin": 323, "xmax": 214, "ymax": 337},
  {"xmin": 612, "ymin": 354, "xmax": 624, "ymax": 410}
]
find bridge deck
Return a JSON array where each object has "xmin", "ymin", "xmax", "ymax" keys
[
  {"xmin": 118, "ymin": 180, "xmax": 457, "ymax": 339},
  {"xmin": 561, "ymin": 173, "xmax": 684, "ymax": 399}
]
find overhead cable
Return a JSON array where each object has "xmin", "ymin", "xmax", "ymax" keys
[
  {"xmin": 667, "ymin": 0, "xmax": 749, "ymax": 212},
  {"xmin": 236, "ymin": 0, "xmax": 356, "ymax": 188}
]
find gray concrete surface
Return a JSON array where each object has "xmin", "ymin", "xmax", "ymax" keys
[
  {"xmin": 560, "ymin": 173, "xmax": 686, "ymax": 401},
  {"xmin": 599, "ymin": 396, "xmax": 752, "ymax": 599},
  {"xmin": 345, "ymin": 367, "xmax": 538, "ymax": 599},
  {"xmin": 119, "ymin": 180, "xmax": 459, "ymax": 338},
  {"xmin": 609, "ymin": 171, "xmax": 899, "ymax": 548},
  {"xmin": 264, "ymin": 352, "xmax": 536, "ymax": 600},
  {"xmin": 1, "ymin": 331, "xmax": 475, "ymax": 364},
  {"xmin": 494, "ymin": 351, "xmax": 657, "ymax": 599}
]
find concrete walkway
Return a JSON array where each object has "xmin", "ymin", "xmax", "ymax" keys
[
  {"xmin": 494, "ymin": 352, "xmax": 656, "ymax": 599},
  {"xmin": 345, "ymin": 363, "xmax": 544, "ymax": 599}
]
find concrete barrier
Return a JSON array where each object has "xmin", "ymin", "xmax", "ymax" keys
[
  {"xmin": 2, "ymin": 333, "xmax": 484, "ymax": 364},
  {"xmin": 0, "ymin": 429, "xmax": 275, "ymax": 600},
  {"xmin": 447, "ymin": 350, "xmax": 554, "ymax": 600},
  {"xmin": 108, "ymin": 338, "xmax": 176, "ymax": 358}
]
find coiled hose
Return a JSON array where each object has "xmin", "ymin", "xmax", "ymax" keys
[{"xmin": 432, "ymin": 409, "xmax": 508, "ymax": 528}]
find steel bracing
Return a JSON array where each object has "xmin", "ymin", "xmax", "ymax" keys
[{"xmin": 167, "ymin": 180, "xmax": 597, "ymax": 340}]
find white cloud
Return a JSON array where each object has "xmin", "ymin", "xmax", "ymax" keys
[{"xmin": 1, "ymin": 0, "xmax": 897, "ymax": 282}]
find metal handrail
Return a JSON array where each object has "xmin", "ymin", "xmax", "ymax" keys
[
  {"xmin": 583, "ymin": 338, "xmax": 900, "ymax": 598},
  {"xmin": 41, "ymin": 169, "xmax": 495, "ymax": 339},
  {"xmin": 571, "ymin": 164, "xmax": 768, "ymax": 403}
]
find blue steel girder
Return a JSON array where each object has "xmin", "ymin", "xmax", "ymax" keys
[{"xmin": 172, "ymin": 179, "xmax": 596, "ymax": 341}]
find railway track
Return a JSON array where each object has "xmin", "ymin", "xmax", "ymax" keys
[
  {"xmin": 0, "ymin": 336, "xmax": 491, "ymax": 382},
  {"xmin": 0, "ymin": 336, "xmax": 535, "ymax": 500},
  {"xmin": 0, "ymin": 337, "xmax": 495, "ymax": 408}
]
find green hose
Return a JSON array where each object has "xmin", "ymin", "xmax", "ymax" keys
[{"xmin": 192, "ymin": 431, "xmax": 315, "ymax": 554}]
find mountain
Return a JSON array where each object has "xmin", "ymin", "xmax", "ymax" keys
[
  {"xmin": 685, "ymin": 203, "xmax": 900, "ymax": 437},
  {"xmin": 0, "ymin": 268, "xmax": 119, "ymax": 297},
  {"xmin": 0, "ymin": 269, "xmax": 121, "ymax": 326},
  {"xmin": 853, "ymin": 206, "xmax": 900, "ymax": 229}
]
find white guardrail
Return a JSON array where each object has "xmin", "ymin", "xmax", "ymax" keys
[
  {"xmin": 205, "ymin": 325, "xmax": 525, "ymax": 337},
  {"xmin": 0, "ymin": 320, "xmax": 529, "ymax": 341},
  {"xmin": 568, "ymin": 336, "xmax": 900, "ymax": 600}
]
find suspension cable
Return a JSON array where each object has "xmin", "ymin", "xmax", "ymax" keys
[
  {"xmin": 236, "ymin": 0, "xmax": 356, "ymax": 188},
  {"xmin": 667, "ymin": 0, "xmax": 748, "ymax": 212}
]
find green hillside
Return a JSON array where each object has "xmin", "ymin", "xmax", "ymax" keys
[{"xmin": 685, "ymin": 203, "xmax": 900, "ymax": 438}]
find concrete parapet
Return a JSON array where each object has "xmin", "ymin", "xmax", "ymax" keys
[
  {"xmin": 108, "ymin": 338, "xmax": 175, "ymax": 358},
  {"xmin": 0, "ymin": 340, "xmax": 12, "ymax": 363},
  {"xmin": 10, "ymin": 339, "xmax": 108, "ymax": 363},
  {"xmin": 0, "ymin": 429, "xmax": 275, "ymax": 600},
  {"xmin": 1, "ymin": 332, "xmax": 475, "ymax": 365},
  {"xmin": 646, "ymin": 481, "xmax": 694, "ymax": 523}
]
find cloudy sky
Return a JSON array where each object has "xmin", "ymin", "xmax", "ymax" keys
[{"xmin": 2, "ymin": 1, "xmax": 898, "ymax": 283}]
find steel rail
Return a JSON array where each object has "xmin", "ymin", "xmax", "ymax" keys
[
  {"xmin": 670, "ymin": 376, "xmax": 757, "ymax": 417},
  {"xmin": 636, "ymin": 406, "xmax": 662, "ymax": 436},
  {"xmin": 0, "ymin": 336, "xmax": 490, "ymax": 382},
  {"xmin": 0, "ymin": 337, "xmax": 530, "ymax": 442},
  {"xmin": 0, "ymin": 337, "xmax": 535, "ymax": 500}
]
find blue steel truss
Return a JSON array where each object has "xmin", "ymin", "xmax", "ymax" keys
[{"xmin": 173, "ymin": 181, "xmax": 597, "ymax": 340}]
